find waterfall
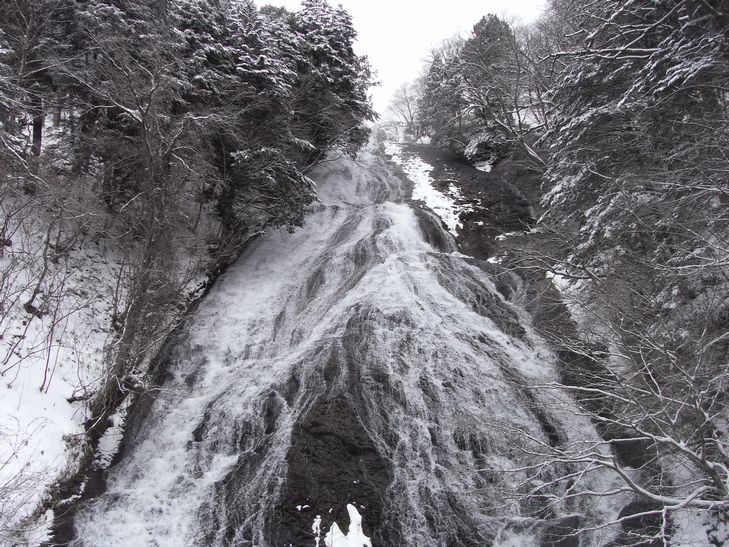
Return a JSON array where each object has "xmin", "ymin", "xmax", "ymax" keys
[{"xmin": 70, "ymin": 136, "xmax": 598, "ymax": 546}]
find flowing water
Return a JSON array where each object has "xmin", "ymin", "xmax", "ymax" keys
[{"xmin": 70, "ymin": 137, "xmax": 596, "ymax": 546}]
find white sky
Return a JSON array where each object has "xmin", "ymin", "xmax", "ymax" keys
[{"xmin": 261, "ymin": 0, "xmax": 547, "ymax": 115}]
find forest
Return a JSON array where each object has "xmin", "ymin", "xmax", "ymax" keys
[{"xmin": 1, "ymin": 0, "xmax": 728, "ymax": 544}]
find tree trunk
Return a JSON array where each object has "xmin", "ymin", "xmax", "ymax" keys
[
  {"xmin": 80, "ymin": 101, "xmax": 100, "ymax": 135},
  {"xmin": 31, "ymin": 97, "xmax": 44, "ymax": 157}
]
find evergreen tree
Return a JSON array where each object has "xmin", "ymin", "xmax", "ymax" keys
[
  {"xmin": 290, "ymin": 0, "xmax": 375, "ymax": 161},
  {"xmin": 0, "ymin": 0, "xmax": 62, "ymax": 156},
  {"xmin": 531, "ymin": 0, "xmax": 729, "ymax": 527},
  {"xmin": 416, "ymin": 41, "xmax": 467, "ymax": 147},
  {"xmin": 460, "ymin": 14, "xmax": 514, "ymax": 127},
  {"xmin": 233, "ymin": 0, "xmax": 297, "ymax": 102},
  {"xmin": 172, "ymin": 0, "xmax": 238, "ymax": 107}
]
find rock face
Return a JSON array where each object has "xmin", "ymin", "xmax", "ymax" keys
[
  {"xmin": 399, "ymin": 143, "xmax": 539, "ymax": 260},
  {"xmin": 464, "ymin": 129, "xmax": 512, "ymax": 164},
  {"xmin": 542, "ymin": 515, "xmax": 581, "ymax": 547},
  {"xmin": 269, "ymin": 392, "xmax": 394, "ymax": 545}
]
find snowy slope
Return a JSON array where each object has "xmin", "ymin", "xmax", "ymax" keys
[
  {"xmin": 0, "ymin": 178, "xmax": 216, "ymax": 544},
  {"xmin": 1, "ymin": 191, "xmax": 124, "ymax": 543}
]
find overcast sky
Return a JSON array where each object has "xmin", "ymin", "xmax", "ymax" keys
[{"xmin": 262, "ymin": 0, "xmax": 547, "ymax": 115}]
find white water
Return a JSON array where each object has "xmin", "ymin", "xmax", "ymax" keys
[{"xmin": 70, "ymin": 136, "xmax": 601, "ymax": 546}]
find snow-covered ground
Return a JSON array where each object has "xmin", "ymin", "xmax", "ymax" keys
[
  {"xmin": 474, "ymin": 160, "xmax": 493, "ymax": 173},
  {"xmin": 0, "ymin": 192, "xmax": 125, "ymax": 543},
  {"xmin": 383, "ymin": 141, "xmax": 473, "ymax": 235}
]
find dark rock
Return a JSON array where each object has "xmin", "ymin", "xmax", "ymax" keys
[
  {"xmin": 612, "ymin": 500, "xmax": 664, "ymax": 546},
  {"xmin": 267, "ymin": 395, "xmax": 394, "ymax": 546},
  {"xmin": 413, "ymin": 205, "xmax": 458, "ymax": 253},
  {"xmin": 399, "ymin": 143, "xmax": 539, "ymax": 261},
  {"xmin": 542, "ymin": 515, "xmax": 580, "ymax": 547}
]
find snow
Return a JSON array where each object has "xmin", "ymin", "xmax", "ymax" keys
[
  {"xmin": 496, "ymin": 230, "xmax": 528, "ymax": 241},
  {"xmin": 0, "ymin": 202, "xmax": 124, "ymax": 540},
  {"xmin": 474, "ymin": 160, "xmax": 492, "ymax": 173},
  {"xmin": 0, "ymin": 176, "xmax": 216, "ymax": 541},
  {"xmin": 383, "ymin": 141, "xmax": 472, "ymax": 236},
  {"xmin": 541, "ymin": 173, "xmax": 582, "ymax": 211},
  {"xmin": 544, "ymin": 269, "xmax": 590, "ymax": 329},
  {"xmin": 671, "ymin": 509, "xmax": 714, "ymax": 545},
  {"xmin": 324, "ymin": 505, "xmax": 372, "ymax": 547},
  {"xmin": 313, "ymin": 515, "xmax": 323, "ymax": 546},
  {"xmin": 464, "ymin": 132, "xmax": 488, "ymax": 160},
  {"xmin": 96, "ymin": 400, "xmax": 129, "ymax": 469},
  {"xmin": 517, "ymin": 106, "xmax": 542, "ymax": 129}
]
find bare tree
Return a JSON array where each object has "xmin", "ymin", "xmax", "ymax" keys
[{"xmin": 387, "ymin": 82, "xmax": 420, "ymax": 140}]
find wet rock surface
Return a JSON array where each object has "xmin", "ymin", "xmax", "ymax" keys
[
  {"xmin": 270, "ymin": 394, "xmax": 393, "ymax": 545},
  {"xmin": 411, "ymin": 206, "xmax": 458, "ymax": 253}
]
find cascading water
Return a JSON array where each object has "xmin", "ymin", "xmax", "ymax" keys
[{"xmin": 69, "ymin": 135, "xmax": 599, "ymax": 546}]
